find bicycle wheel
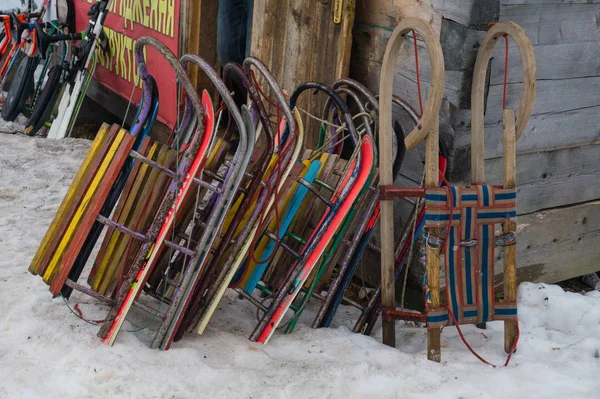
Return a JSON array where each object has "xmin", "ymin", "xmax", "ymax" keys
[
  {"xmin": 25, "ymin": 63, "xmax": 63, "ymax": 135},
  {"xmin": 1, "ymin": 55, "xmax": 38, "ymax": 121}
]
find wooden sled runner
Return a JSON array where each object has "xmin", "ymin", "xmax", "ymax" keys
[{"xmin": 378, "ymin": 18, "xmax": 536, "ymax": 362}]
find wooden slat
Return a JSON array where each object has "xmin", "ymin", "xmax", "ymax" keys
[
  {"xmin": 87, "ymin": 137, "xmax": 152, "ymax": 288},
  {"xmin": 484, "ymin": 76, "xmax": 600, "ymax": 127},
  {"xmin": 455, "ymin": 104, "xmax": 600, "ymax": 159},
  {"xmin": 48, "ymin": 130, "xmax": 136, "ymax": 295},
  {"xmin": 29, "ymin": 123, "xmax": 112, "ymax": 275},
  {"xmin": 485, "ymin": 142, "xmax": 600, "ymax": 215},
  {"xmin": 500, "ymin": 3, "xmax": 600, "ymax": 46},
  {"xmin": 493, "ymin": 200, "xmax": 600, "ymax": 289},
  {"xmin": 120, "ymin": 148, "xmax": 176, "ymax": 296},
  {"xmin": 490, "ymin": 41, "xmax": 600, "ymax": 85},
  {"xmin": 93, "ymin": 142, "xmax": 160, "ymax": 294},
  {"xmin": 250, "ymin": 0, "xmax": 356, "ymax": 148},
  {"xmin": 104, "ymin": 144, "xmax": 173, "ymax": 297},
  {"xmin": 39, "ymin": 125, "xmax": 120, "ymax": 280}
]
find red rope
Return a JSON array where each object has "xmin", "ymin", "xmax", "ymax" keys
[
  {"xmin": 438, "ymin": 173, "xmax": 454, "ymax": 254},
  {"xmin": 488, "ymin": 23, "xmax": 510, "ymax": 110},
  {"xmin": 442, "ymin": 304, "xmax": 520, "ymax": 368},
  {"xmin": 502, "ymin": 34, "xmax": 509, "ymax": 110},
  {"xmin": 245, "ymin": 69, "xmax": 288, "ymax": 266},
  {"xmin": 73, "ymin": 303, "xmax": 105, "ymax": 324},
  {"xmin": 412, "ymin": 29, "xmax": 424, "ymax": 115}
]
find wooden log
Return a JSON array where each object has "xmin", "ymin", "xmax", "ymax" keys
[
  {"xmin": 48, "ymin": 130, "xmax": 136, "ymax": 295},
  {"xmin": 29, "ymin": 123, "xmax": 112, "ymax": 275},
  {"xmin": 502, "ymin": 109, "xmax": 518, "ymax": 353}
]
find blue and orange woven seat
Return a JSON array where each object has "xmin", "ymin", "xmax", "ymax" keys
[{"xmin": 423, "ymin": 185, "xmax": 518, "ymax": 328}]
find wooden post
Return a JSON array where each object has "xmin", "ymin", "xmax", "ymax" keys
[
  {"xmin": 425, "ymin": 117, "xmax": 441, "ymax": 362},
  {"xmin": 180, "ymin": 0, "xmax": 219, "ymax": 93},
  {"xmin": 502, "ymin": 109, "xmax": 518, "ymax": 353},
  {"xmin": 249, "ymin": 0, "xmax": 356, "ymax": 148},
  {"xmin": 378, "ymin": 18, "xmax": 444, "ymax": 353}
]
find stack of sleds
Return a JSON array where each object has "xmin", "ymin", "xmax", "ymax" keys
[
  {"xmin": 27, "ymin": 14, "xmax": 537, "ymax": 365},
  {"xmin": 27, "ymin": 36, "xmax": 393, "ymax": 349}
]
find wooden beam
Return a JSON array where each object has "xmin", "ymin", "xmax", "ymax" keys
[
  {"xmin": 250, "ymin": 0, "xmax": 356, "ymax": 149},
  {"xmin": 502, "ymin": 109, "xmax": 518, "ymax": 354},
  {"xmin": 185, "ymin": 0, "xmax": 219, "ymax": 93}
]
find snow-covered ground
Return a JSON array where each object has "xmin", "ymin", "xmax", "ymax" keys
[{"xmin": 1, "ymin": 131, "xmax": 599, "ymax": 398}]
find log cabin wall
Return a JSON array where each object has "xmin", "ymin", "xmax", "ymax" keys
[{"xmin": 350, "ymin": 0, "xmax": 600, "ymax": 290}]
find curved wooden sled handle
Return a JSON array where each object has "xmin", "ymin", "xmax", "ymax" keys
[
  {"xmin": 471, "ymin": 21, "xmax": 536, "ymax": 183},
  {"xmin": 379, "ymin": 17, "xmax": 445, "ymax": 153},
  {"xmin": 377, "ymin": 17, "xmax": 445, "ymax": 352}
]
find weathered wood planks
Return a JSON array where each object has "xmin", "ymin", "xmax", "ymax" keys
[
  {"xmin": 485, "ymin": 142, "xmax": 600, "ymax": 215},
  {"xmin": 493, "ymin": 199, "xmax": 600, "ymax": 288},
  {"xmin": 250, "ymin": 0, "xmax": 356, "ymax": 148},
  {"xmin": 500, "ymin": 3, "xmax": 600, "ymax": 46}
]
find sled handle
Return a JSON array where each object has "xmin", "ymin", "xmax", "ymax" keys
[
  {"xmin": 290, "ymin": 82, "xmax": 360, "ymax": 149},
  {"xmin": 132, "ymin": 36, "xmax": 204, "ymax": 141},
  {"xmin": 223, "ymin": 62, "xmax": 274, "ymax": 152},
  {"xmin": 379, "ymin": 17, "xmax": 445, "ymax": 152},
  {"xmin": 320, "ymin": 78, "xmax": 378, "ymax": 155},
  {"xmin": 243, "ymin": 56, "xmax": 296, "ymax": 151},
  {"xmin": 179, "ymin": 53, "xmax": 248, "ymax": 156},
  {"xmin": 471, "ymin": 21, "xmax": 536, "ymax": 184}
]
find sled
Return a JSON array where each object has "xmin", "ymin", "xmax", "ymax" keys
[
  {"xmin": 377, "ymin": 19, "xmax": 536, "ymax": 362},
  {"xmin": 248, "ymin": 82, "xmax": 375, "ymax": 344}
]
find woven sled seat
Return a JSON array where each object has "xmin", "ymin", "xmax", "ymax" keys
[{"xmin": 424, "ymin": 185, "xmax": 518, "ymax": 328}]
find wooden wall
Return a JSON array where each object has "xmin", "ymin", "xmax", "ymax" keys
[
  {"xmin": 249, "ymin": 0, "xmax": 356, "ymax": 149},
  {"xmin": 351, "ymin": 0, "xmax": 600, "ymax": 288}
]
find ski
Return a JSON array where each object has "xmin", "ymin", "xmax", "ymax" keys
[{"xmin": 46, "ymin": 0, "xmax": 111, "ymax": 139}]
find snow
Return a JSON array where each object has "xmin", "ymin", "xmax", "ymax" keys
[
  {"xmin": 2, "ymin": 0, "xmax": 32, "ymax": 12},
  {"xmin": 0, "ymin": 130, "xmax": 599, "ymax": 398}
]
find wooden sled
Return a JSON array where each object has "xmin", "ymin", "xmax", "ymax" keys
[{"xmin": 378, "ymin": 18, "xmax": 536, "ymax": 362}]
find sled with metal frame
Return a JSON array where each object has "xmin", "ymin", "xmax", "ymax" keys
[
  {"xmin": 171, "ymin": 56, "xmax": 304, "ymax": 340},
  {"xmin": 282, "ymin": 78, "xmax": 381, "ymax": 334},
  {"xmin": 312, "ymin": 87, "xmax": 422, "ymax": 331},
  {"xmin": 248, "ymin": 82, "xmax": 375, "ymax": 344}
]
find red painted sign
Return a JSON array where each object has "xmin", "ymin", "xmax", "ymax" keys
[{"xmin": 74, "ymin": 0, "xmax": 180, "ymax": 128}]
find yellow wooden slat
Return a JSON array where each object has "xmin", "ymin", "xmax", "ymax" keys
[
  {"xmin": 42, "ymin": 131, "xmax": 127, "ymax": 283},
  {"xmin": 93, "ymin": 142, "xmax": 160, "ymax": 293},
  {"xmin": 29, "ymin": 123, "xmax": 112, "ymax": 275}
]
